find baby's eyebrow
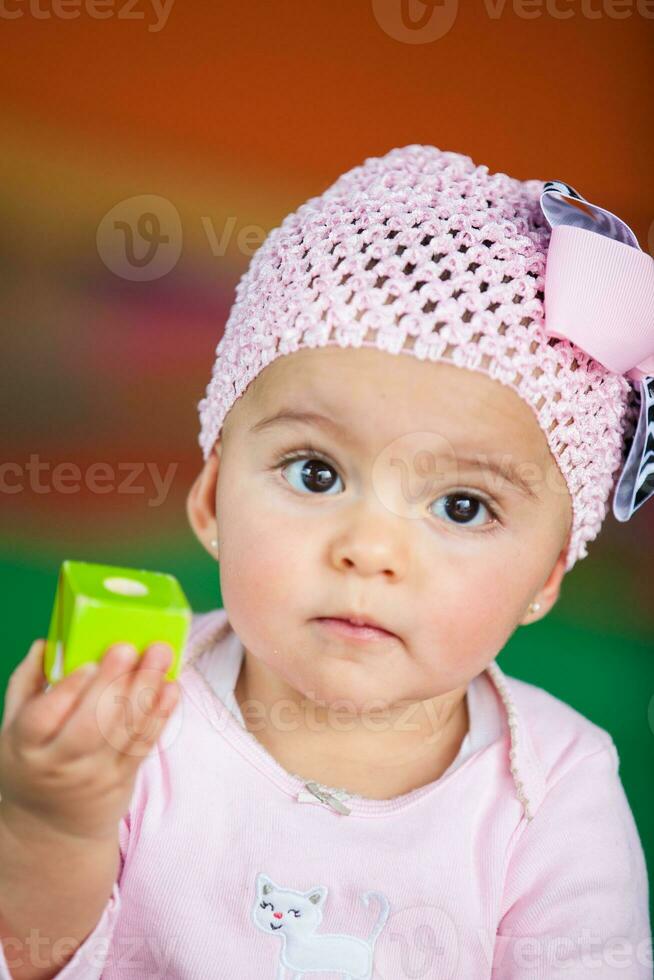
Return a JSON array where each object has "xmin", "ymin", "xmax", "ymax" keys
[
  {"xmin": 250, "ymin": 409, "xmax": 349, "ymax": 441},
  {"xmin": 452, "ymin": 456, "xmax": 539, "ymax": 501},
  {"xmin": 250, "ymin": 408, "xmax": 539, "ymax": 501}
]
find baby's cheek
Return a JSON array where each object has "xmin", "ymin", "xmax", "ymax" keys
[
  {"xmin": 218, "ymin": 504, "xmax": 307, "ymax": 617},
  {"xmin": 419, "ymin": 568, "xmax": 528, "ymax": 677}
]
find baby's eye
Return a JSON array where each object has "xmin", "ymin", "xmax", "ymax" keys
[
  {"xmin": 431, "ymin": 492, "xmax": 497, "ymax": 530},
  {"xmin": 279, "ymin": 453, "xmax": 343, "ymax": 495},
  {"xmin": 275, "ymin": 450, "xmax": 499, "ymax": 532}
]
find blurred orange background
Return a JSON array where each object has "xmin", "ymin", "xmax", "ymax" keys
[{"xmin": 2, "ymin": 3, "xmax": 653, "ymax": 548}]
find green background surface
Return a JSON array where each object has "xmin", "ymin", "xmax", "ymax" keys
[{"xmin": 2, "ymin": 535, "xmax": 652, "ymax": 932}]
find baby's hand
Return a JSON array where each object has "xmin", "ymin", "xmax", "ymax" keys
[{"xmin": 0, "ymin": 639, "xmax": 179, "ymax": 842}]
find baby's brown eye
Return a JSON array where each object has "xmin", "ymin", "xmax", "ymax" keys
[
  {"xmin": 281, "ymin": 455, "xmax": 343, "ymax": 495},
  {"xmin": 430, "ymin": 492, "xmax": 496, "ymax": 529}
]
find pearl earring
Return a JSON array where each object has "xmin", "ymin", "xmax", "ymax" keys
[
  {"xmin": 527, "ymin": 601, "xmax": 541, "ymax": 615},
  {"xmin": 210, "ymin": 538, "xmax": 219, "ymax": 551}
]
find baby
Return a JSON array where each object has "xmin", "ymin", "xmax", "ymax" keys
[
  {"xmin": 187, "ymin": 344, "xmax": 572, "ymax": 802},
  {"xmin": 1, "ymin": 145, "xmax": 652, "ymax": 980}
]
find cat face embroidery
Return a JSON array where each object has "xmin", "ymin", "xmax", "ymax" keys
[{"xmin": 252, "ymin": 872, "xmax": 390, "ymax": 980}]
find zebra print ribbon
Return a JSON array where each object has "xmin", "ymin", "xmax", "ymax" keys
[{"xmin": 540, "ymin": 180, "xmax": 654, "ymax": 522}]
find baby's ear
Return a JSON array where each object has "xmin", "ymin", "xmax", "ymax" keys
[
  {"xmin": 186, "ymin": 441, "xmax": 221, "ymax": 555},
  {"xmin": 534, "ymin": 540, "xmax": 569, "ymax": 620}
]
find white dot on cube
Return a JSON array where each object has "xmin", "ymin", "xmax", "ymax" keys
[{"xmin": 103, "ymin": 576, "xmax": 149, "ymax": 597}]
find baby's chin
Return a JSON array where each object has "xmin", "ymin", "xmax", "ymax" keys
[{"xmin": 277, "ymin": 658, "xmax": 419, "ymax": 717}]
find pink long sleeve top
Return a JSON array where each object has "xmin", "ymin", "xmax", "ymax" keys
[{"xmin": 1, "ymin": 607, "xmax": 651, "ymax": 979}]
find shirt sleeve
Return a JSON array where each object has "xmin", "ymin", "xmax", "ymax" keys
[
  {"xmin": 0, "ymin": 811, "xmax": 130, "ymax": 979},
  {"xmin": 492, "ymin": 739, "xmax": 653, "ymax": 979}
]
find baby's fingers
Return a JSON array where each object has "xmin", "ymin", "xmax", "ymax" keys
[
  {"xmin": 54, "ymin": 643, "xmax": 177, "ymax": 761},
  {"xmin": 3, "ymin": 642, "xmax": 99, "ymax": 744},
  {"xmin": 106, "ymin": 645, "xmax": 180, "ymax": 759},
  {"xmin": 113, "ymin": 677, "xmax": 180, "ymax": 761},
  {"xmin": 1, "ymin": 640, "xmax": 48, "ymax": 734},
  {"xmin": 14, "ymin": 643, "xmax": 139, "ymax": 752}
]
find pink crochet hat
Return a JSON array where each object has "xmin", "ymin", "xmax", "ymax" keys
[{"xmin": 197, "ymin": 145, "xmax": 654, "ymax": 573}]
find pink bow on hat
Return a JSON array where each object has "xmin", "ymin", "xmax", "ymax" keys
[{"xmin": 540, "ymin": 179, "xmax": 654, "ymax": 523}]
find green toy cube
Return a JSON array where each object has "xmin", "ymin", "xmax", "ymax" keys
[{"xmin": 43, "ymin": 560, "xmax": 191, "ymax": 686}]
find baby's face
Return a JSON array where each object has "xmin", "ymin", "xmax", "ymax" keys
[{"xmin": 190, "ymin": 346, "xmax": 573, "ymax": 710}]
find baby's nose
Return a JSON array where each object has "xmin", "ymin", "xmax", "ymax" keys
[{"xmin": 273, "ymin": 912, "xmax": 283, "ymax": 919}]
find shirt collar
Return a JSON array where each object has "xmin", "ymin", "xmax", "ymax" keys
[
  {"xmin": 485, "ymin": 659, "xmax": 547, "ymax": 822},
  {"xmin": 185, "ymin": 611, "xmax": 547, "ymax": 822}
]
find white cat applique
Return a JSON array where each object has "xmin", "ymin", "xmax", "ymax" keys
[{"xmin": 252, "ymin": 872, "xmax": 391, "ymax": 979}]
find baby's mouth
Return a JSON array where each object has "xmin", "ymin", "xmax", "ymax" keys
[{"xmin": 313, "ymin": 617, "xmax": 397, "ymax": 641}]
